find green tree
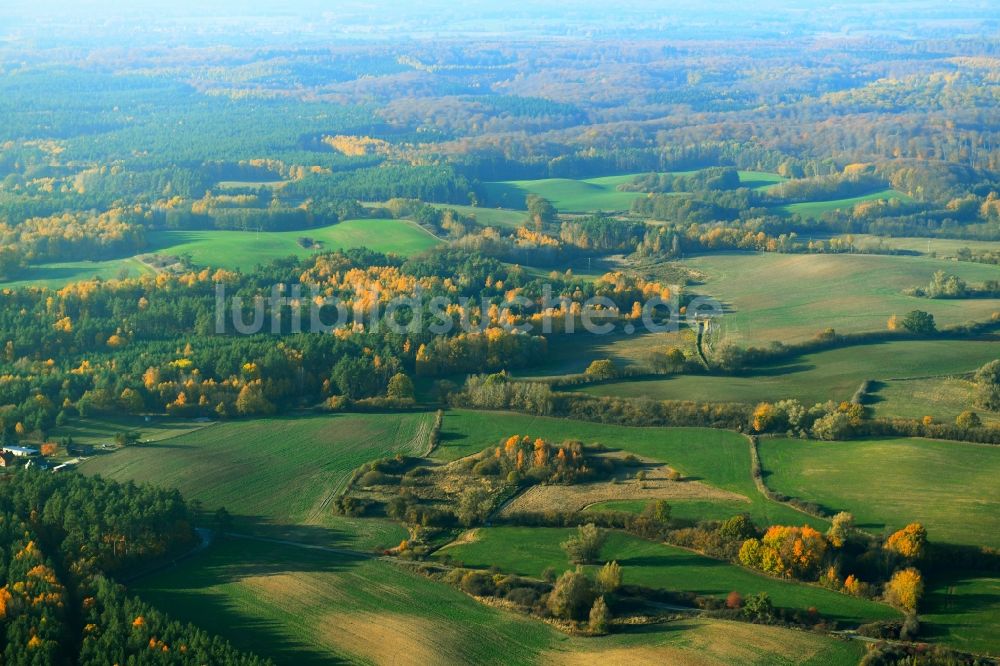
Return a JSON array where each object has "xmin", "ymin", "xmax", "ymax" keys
[
  {"xmin": 973, "ymin": 360, "xmax": 1000, "ymax": 411},
  {"xmin": 743, "ymin": 592, "xmax": 774, "ymax": 621},
  {"xmin": 900, "ymin": 310, "xmax": 936, "ymax": 334},
  {"xmin": 561, "ymin": 523, "xmax": 607, "ymax": 564}
]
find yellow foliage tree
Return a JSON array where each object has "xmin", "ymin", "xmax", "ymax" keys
[{"xmin": 884, "ymin": 567, "xmax": 924, "ymax": 611}]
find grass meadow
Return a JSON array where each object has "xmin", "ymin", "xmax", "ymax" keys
[
  {"xmin": 680, "ymin": 251, "xmax": 1000, "ymax": 345},
  {"xmin": 757, "ymin": 437, "xmax": 1000, "ymax": 548}
]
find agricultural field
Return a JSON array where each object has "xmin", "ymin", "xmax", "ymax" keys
[
  {"xmin": 135, "ymin": 538, "xmax": 864, "ymax": 666},
  {"xmin": 922, "ymin": 574, "xmax": 1000, "ymax": 657},
  {"xmin": 871, "ymin": 376, "xmax": 1000, "ymax": 426},
  {"xmin": 833, "ymin": 234, "xmax": 1000, "ymax": 258},
  {"xmin": 586, "ymin": 498, "xmax": 756, "ymax": 523},
  {"xmin": 81, "ymin": 412, "xmax": 435, "ymax": 549},
  {"xmin": 576, "ymin": 339, "xmax": 1000, "ymax": 411},
  {"xmin": 482, "ymin": 170, "xmax": 787, "ymax": 212},
  {"xmin": 780, "ymin": 189, "xmax": 911, "ymax": 218},
  {"xmin": 429, "ymin": 203, "xmax": 527, "ymax": 229},
  {"xmin": 0, "ymin": 256, "xmax": 156, "ymax": 289},
  {"xmin": 146, "ymin": 218, "xmax": 441, "ymax": 270},
  {"xmin": 48, "ymin": 414, "xmax": 212, "ymax": 447},
  {"xmin": 436, "ymin": 409, "xmax": 824, "ymax": 528},
  {"xmin": 757, "ymin": 437, "xmax": 1000, "ymax": 548},
  {"xmin": 680, "ymin": 252, "xmax": 1000, "ymax": 345},
  {"xmin": 438, "ymin": 527, "xmax": 898, "ymax": 625}
]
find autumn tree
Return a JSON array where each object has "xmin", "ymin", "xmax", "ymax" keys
[
  {"xmin": 386, "ymin": 372, "xmax": 415, "ymax": 401},
  {"xmin": 955, "ymin": 410, "xmax": 982, "ymax": 428},
  {"xmin": 584, "ymin": 359, "xmax": 618, "ymax": 380},
  {"xmin": 588, "ymin": 596, "xmax": 611, "ymax": 634},
  {"xmin": 884, "ymin": 568, "xmax": 924, "ymax": 611},
  {"xmin": 595, "ymin": 560, "xmax": 622, "ymax": 594},
  {"xmin": 826, "ymin": 512, "xmax": 856, "ymax": 548},
  {"xmin": 547, "ymin": 568, "xmax": 595, "ymax": 621},
  {"xmin": 884, "ymin": 523, "xmax": 927, "ymax": 560}
]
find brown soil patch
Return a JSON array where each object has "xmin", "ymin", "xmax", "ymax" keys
[
  {"xmin": 321, "ymin": 611, "xmax": 451, "ymax": 666},
  {"xmin": 547, "ymin": 618, "xmax": 838, "ymax": 665},
  {"xmin": 500, "ymin": 464, "xmax": 747, "ymax": 516}
]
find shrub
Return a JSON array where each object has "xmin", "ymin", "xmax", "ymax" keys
[
  {"xmin": 561, "ymin": 523, "xmax": 607, "ymax": 564},
  {"xmin": 547, "ymin": 568, "xmax": 595, "ymax": 621}
]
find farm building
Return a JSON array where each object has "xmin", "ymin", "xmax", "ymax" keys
[
  {"xmin": 67, "ymin": 443, "xmax": 95, "ymax": 456},
  {"xmin": 3, "ymin": 445, "xmax": 39, "ymax": 458}
]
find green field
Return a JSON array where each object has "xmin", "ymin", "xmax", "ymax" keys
[
  {"xmin": 0, "ymin": 257, "xmax": 156, "ymax": 289},
  {"xmin": 135, "ymin": 538, "xmax": 862, "ymax": 666},
  {"xmin": 482, "ymin": 170, "xmax": 786, "ymax": 212},
  {"xmin": 922, "ymin": 573, "xmax": 1000, "ymax": 656},
  {"xmin": 1, "ymin": 218, "xmax": 441, "ymax": 289},
  {"xmin": 872, "ymin": 375, "xmax": 1000, "ymax": 426},
  {"xmin": 758, "ymin": 437, "xmax": 1000, "ymax": 549},
  {"xmin": 438, "ymin": 527, "xmax": 898, "ymax": 625},
  {"xmin": 833, "ymin": 235, "xmax": 1000, "ymax": 258},
  {"xmin": 147, "ymin": 218, "xmax": 441, "ymax": 270},
  {"xmin": 49, "ymin": 414, "xmax": 212, "ymax": 447},
  {"xmin": 781, "ymin": 189, "xmax": 911, "ymax": 218},
  {"xmin": 429, "ymin": 203, "xmax": 527, "ymax": 229},
  {"xmin": 438, "ymin": 410, "xmax": 823, "ymax": 528},
  {"xmin": 681, "ymin": 251, "xmax": 1000, "ymax": 345},
  {"xmin": 576, "ymin": 339, "xmax": 1000, "ymax": 409},
  {"xmin": 81, "ymin": 412, "xmax": 434, "ymax": 549}
]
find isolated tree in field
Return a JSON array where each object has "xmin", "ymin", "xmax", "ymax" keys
[
  {"xmin": 955, "ymin": 410, "xmax": 982, "ymax": 428},
  {"xmin": 900, "ymin": 310, "xmax": 936, "ymax": 334},
  {"xmin": 561, "ymin": 523, "xmax": 607, "ymax": 564},
  {"xmin": 884, "ymin": 567, "xmax": 924, "ymax": 611},
  {"xmin": 114, "ymin": 430, "xmax": 141, "ymax": 447},
  {"xmin": 973, "ymin": 360, "xmax": 1000, "ymax": 411},
  {"xmin": 588, "ymin": 596, "xmax": 611, "ymax": 634},
  {"xmin": 596, "ymin": 560, "xmax": 622, "ymax": 594},
  {"xmin": 884, "ymin": 523, "xmax": 927, "ymax": 560},
  {"xmin": 584, "ymin": 359, "xmax": 617, "ymax": 380},
  {"xmin": 386, "ymin": 372, "xmax": 415, "ymax": 401},
  {"xmin": 547, "ymin": 567, "xmax": 595, "ymax": 621}
]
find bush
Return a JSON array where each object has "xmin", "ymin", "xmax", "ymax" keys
[
  {"xmin": 460, "ymin": 571, "xmax": 495, "ymax": 596},
  {"xmin": 547, "ymin": 568, "xmax": 595, "ymax": 621},
  {"xmin": 561, "ymin": 524, "xmax": 607, "ymax": 564}
]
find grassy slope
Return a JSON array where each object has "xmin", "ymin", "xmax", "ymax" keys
[
  {"xmin": 482, "ymin": 170, "xmax": 785, "ymax": 212},
  {"xmin": 922, "ymin": 573, "xmax": 1000, "ymax": 657},
  {"xmin": 758, "ymin": 437, "xmax": 1000, "ymax": 548},
  {"xmin": 439, "ymin": 527, "xmax": 897, "ymax": 625},
  {"xmin": 0, "ymin": 257, "xmax": 156, "ymax": 289},
  {"xmin": 49, "ymin": 414, "xmax": 211, "ymax": 446},
  {"xmin": 872, "ymin": 376, "xmax": 1000, "ymax": 426},
  {"xmin": 576, "ymin": 339, "xmax": 1000, "ymax": 408},
  {"xmin": 147, "ymin": 218, "xmax": 440, "ymax": 270},
  {"xmin": 135, "ymin": 538, "xmax": 862, "ymax": 666},
  {"xmin": 834, "ymin": 235, "xmax": 1000, "ymax": 258},
  {"xmin": 681, "ymin": 252, "xmax": 1000, "ymax": 345},
  {"xmin": 81, "ymin": 412, "xmax": 434, "ymax": 550},
  {"xmin": 429, "ymin": 203, "xmax": 527, "ymax": 229},
  {"xmin": 781, "ymin": 189, "xmax": 911, "ymax": 218},
  {"xmin": 439, "ymin": 410, "xmax": 823, "ymax": 528}
]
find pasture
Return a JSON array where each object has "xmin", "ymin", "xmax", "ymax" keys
[
  {"xmin": 576, "ymin": 339, "xmax": 1000, "ymax": 409},
  {"xmin": 680, "ymin": 251, "xmax": 1000, "ymax": 345},
  {"xmin": 758, "ymin": 437, "xmax": 1000, "ymax": 548},
  {"xmin": 81, "ymin": 412, "xmax": 434, "ymax": 549},
  {"xmin": 438, "ymin": 527, "xmax": 898, "ymax": 625},
  {"xmin": 438, "ymin": 410, "xmax": 823, "ymax": 528}
]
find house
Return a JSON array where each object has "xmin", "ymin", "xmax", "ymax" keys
[
  {"xmin": 0, "ymin": 451, "xmax": 14, "ymax": 467},
  {"xmin": 3, "ymin": 445, "xmax": 39, "ymax": 458}
]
